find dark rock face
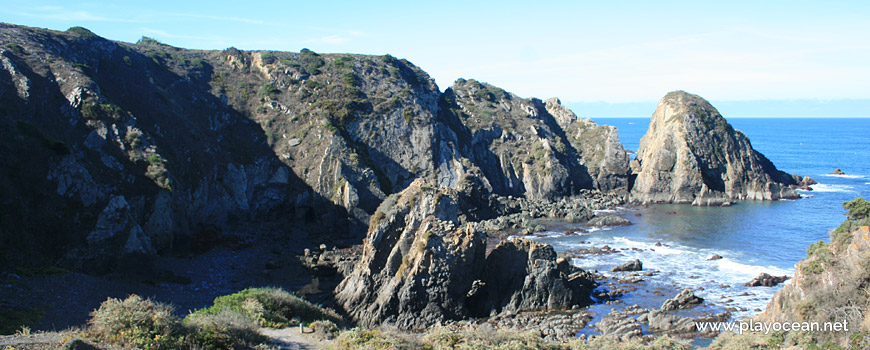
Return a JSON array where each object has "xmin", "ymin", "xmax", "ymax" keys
[
  {"xmin": 744, "ymin": 272, "xmax": 789, "ymax": 287},
  {"xmin": 0, "ymin": 24, "xmax": 631, "ymax": 272},
  {"xmin": 334, "ymin": 180, "xmax": 596, "ymax": 329},
  {"xmin": 660, "ymin": 288, "xmax": 703, "ymax": 311},
  {"xmin": 611, "ymin": 259, "xmax": 643, "ymax": 272},
  {"xmin": 467, "ymin": 240, "xmax": 596, "ymax": 316},
  {"xmin": 586, "ymin": 215, "xmax": 632, "ymax": 227},
  {"xmin": 630, "ymin": 91, "xmax": 806, "ymax": 206}
]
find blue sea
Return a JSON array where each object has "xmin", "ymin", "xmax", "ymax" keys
[{"xmin": 529, "ymin": 118, "xmax": 870, "ymax": 336}]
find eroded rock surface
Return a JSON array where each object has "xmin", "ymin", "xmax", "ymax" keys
[{"xmin": 631, "ymin": 91, "xmax": 808, "ymax": 205}]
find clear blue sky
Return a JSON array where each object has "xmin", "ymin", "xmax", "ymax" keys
[{"xmin": 3, "ymin": 1, "xmax": 869, "ymax": 115}]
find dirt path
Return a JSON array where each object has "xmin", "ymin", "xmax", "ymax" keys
[{"xmin": 260, "ymin": 327, "xmax": 328, "ymax": 350}]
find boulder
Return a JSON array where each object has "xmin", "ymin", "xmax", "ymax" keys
[
  {"xmin": 630, "ymin": 91, "xmax": 804, "ymax": 205},
  {"xmin": 660, "ymin": 288, "xmax": 703, "ymax": 311},
  {"xmin": 744, "ymin": 272, "xmax": 789, "ymax": 287},
  {"xmin": 586, "ymin": 215, "xmax": 632, "ymax": 227},
  {"xmin": 832, "ymin": 168, "xmax": 846, "ymax": 175},
  {"xmin": 708, "ymin": 254, "xmax": 723, "ymax": 260},
  {"xmin": 611, "ymin": 259, "xmax": 643, "ymax": 272},
  {"xmin": 467, "ymin": 238, "xmax": 596, "ymax": 316}
]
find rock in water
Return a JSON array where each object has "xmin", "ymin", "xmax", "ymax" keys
[
  {"xmin": 744, "ymin": 272, "xmax": 789, "ymax": 287},
  {"xmin": 611, "ymin": 259, "xmax": 643, "ymax": 272},
  {"xmin": 586, "ymin": 215, "xmax": 632, "ymax": 227},
  {"xmin": 660, "ymin": 288, "xmax": 704, "ymax": 310},
  {"xmin": 630, "ymin": 91, "xmax": 804, "ymax": 205},
  {"xmin": 832, "ymin": 168, "xmax": 846, "ymax": 175}
]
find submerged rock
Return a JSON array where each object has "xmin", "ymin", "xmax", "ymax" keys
[{"xmin": 630, "ymin": 91, "xmax": 806, "ymax": 206}]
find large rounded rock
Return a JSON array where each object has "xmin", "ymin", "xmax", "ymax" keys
[{"xmin": 630, "ymin": 91, "xmax": 804, "ymax": 205}]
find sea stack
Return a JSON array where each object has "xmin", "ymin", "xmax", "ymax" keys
[{"xmin": 630, "ymin": 91, "xmax": 805, "ymax": 206}]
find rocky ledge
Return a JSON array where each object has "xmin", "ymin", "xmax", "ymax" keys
[{"xmin": 630, "ymin": 91, "xmax": 814, "ymax": 206}]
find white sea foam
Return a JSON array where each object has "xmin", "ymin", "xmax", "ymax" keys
[
  {"xmin": 820, "ymin": 174, "xmax": 865, "ymax": 179},
  {"xmin": 809, "ymin": 184, "xmax": 856, "ymax": 193},
  {"xmin": 561, "ymin": 235, "xmax": 794, "ymax": 320}
]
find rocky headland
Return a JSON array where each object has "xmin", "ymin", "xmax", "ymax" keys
[{"xmin": 630, "ymin": 91, "xmax": 814, "ymax": 206}]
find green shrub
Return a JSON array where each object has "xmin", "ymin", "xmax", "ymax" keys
[
  {"xmin": 4, "ymin": 43, "xmax": 23, "ymax": 54},
  {"xmin": 258, "ymin": 82, "xmax": 280, "ymax": 97},
  {"xmin": 844, "ymin": 197, "xmax": 870, "ymax": 220},
  {"xmin": 343, "ymin": 72, "xmax": 360, "ymax": 87},
  {"xmin": 334, "ymin": 56, "xmax": 354, "ymax": 68},
  {"xmin": 260, "ymin": 51, "xmax": 275, "ymax": 64},
  {"xmin": 310, "ymin": 320, "xmax": 339, "ymax": 339},
  {"xmin": 147, "ymin": 154, "xmax": 163, "ymax": 164},
  {"xmin": 88, "ymin": 295, "xmax": 185, "ymax": 350},
  {"xmin": 137, "ymin": 36, "xmax": 164, "ymax": 46},
  {"xmin": 67, "ymin": 26, "xmax": 98, "ymax": 38},
  {"xmin": 183, "ymin": 309, "xmax": 263, "ymax": 349},
  {"xmin": 189, "ymin": 287, "xmax": 341, "ymax": 328},
  {"xmin": 402, "ymin": 109, "xmax": 414, "ymax": 124}
]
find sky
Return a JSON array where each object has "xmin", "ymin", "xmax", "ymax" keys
[{"xmin": 3, "ymin": 0, "xmax": 869, "ymax": 117}]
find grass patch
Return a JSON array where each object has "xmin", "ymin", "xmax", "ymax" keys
[{"xmin": 187, "ymin": 287, "xmax": 342, "ymax": 328}]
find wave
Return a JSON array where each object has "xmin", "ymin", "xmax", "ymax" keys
[
  {"xmin": 809, "ymin": 184, "xmax": 856, "ymax": 193},
  {"xmin": 561, "ymin": 235, "xmax": 794, "ymax": 320},
  {"xmin": 820, "ymin": 174, "xmax": 865, "ymax": 179}
]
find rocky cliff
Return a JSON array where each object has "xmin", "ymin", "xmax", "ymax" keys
[
  {"xmin": 630, "ymin": 91, "xmax": 808, "ymax": 206},
  {"xmin": 334, "ymin": 179, "xmax": 596, "ymax": 329},
  {"xmin": 440, "ymin": 79, "xmax": 631, "ymax": 200},
  {"xmin": 757, "ymin": 198, "xmax": 870, "ymax": 347},
  {"xmin": 0, "ymin": 23, "xmax": 629, "ymax": 272}
]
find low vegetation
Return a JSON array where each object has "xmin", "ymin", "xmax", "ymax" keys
[
  {"xmin": 84, "ymin": 287, "xmax": 340, "ymax": 349},
  {"xmin": 332, "ymin": 324, "xmax": 693, "ymax": 350}
]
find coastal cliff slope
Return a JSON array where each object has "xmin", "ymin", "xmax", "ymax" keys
[
  {"xmin": 0, "ymin": 23, "xmax": 629, "ymax": 273},
  {"xmin": 756, "ymin": 197, "xmax": 870, "ymax": 347},
  {"xmin": 630, "ymin": 91, "xmax": 809, "ymax": 206}
]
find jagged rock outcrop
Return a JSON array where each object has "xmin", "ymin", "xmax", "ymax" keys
[
  {"xmin": 334, "ymin": 179, "xmax": 486, "ymax": 329},
  {"xmin": 630, "ymin": 91, "xmax": 807, "ymax": 206},
  {"xmin": 442, "ymin": 79, "xmax": 631, "ymax": 200},
  {"xmin": 334, "ymin": 179, "xmax": 596, "ymax": 329},
  {"xmin": 467, "ymin": 240, "xmax": 596, "ymax": 316},
  {"xmin": 545, "ymin": 98, "xmax": 631, "ymax": 194}
]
